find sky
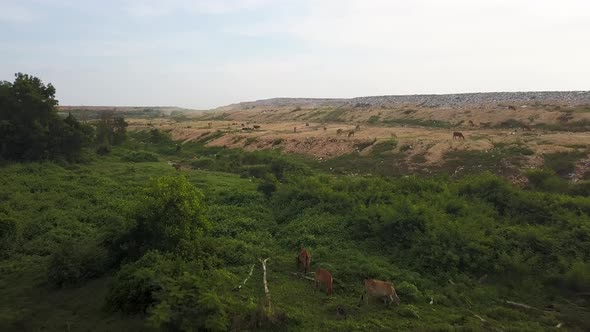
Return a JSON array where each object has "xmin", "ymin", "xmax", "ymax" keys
[{"xmin": 1, "ymin": 0, "xmax": 589, "ymax": 109}]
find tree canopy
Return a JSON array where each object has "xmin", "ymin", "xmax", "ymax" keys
[{"xmin": 0, "ymin": 73, "xmax": 92, "ymax": 161}]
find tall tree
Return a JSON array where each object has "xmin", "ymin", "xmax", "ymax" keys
[{"xmin": 0, "ymin": 73, "xmax": 92, "ymax": 160}]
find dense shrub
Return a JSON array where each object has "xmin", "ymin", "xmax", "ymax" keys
[
  {"xmin": 0, "ymin": 73, "xmax": 93, "ymax": 161},
  {"xmin": 121, "ymin": 150, "xmax": 159, "ymax": 162},
  {"xmin": 0, "ymin": 217, "xmax": 17, "ymax": 257},
  {"xmin": 47, "ymin": 241, "xmax": 108, "ymax": 288},
  {"xmin": 105, "ymin": 251, "xmax": 177, "ymax": 314},
  {"xmin": 396, "ymin": 281, "xmax": 422, "ymax": 303},
  {"xmin": 118, "ymin": 176, "xmax": 209, "ymax": 258},
  {"xmin": 563, "ymin": 261, "xmax": 590, "ymax": 292},
  {"xmin": 106, "ymin": 251, "xmax": 233, "ymax": 331}
]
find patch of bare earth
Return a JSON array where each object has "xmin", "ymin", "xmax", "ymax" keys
[{"xmin": 128, "ymin": 118, "xmax": 590, "ymax": 177}]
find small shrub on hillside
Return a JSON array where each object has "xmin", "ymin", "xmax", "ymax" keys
[
  {"xmin": 106, "ymin": 251, "xmax": 174, "ymax": 314},
  {"xmin": 396, "ymin": 281, "xmax": 422, "ymax": 302},
  {"xmin": 190, "ymin": 157, "xmax": 215, "ymax": 169},
  {"xmin": 397, "ymin": 304, "xmax": 420, "ymax": 318},
  {"xmin": 121, "ymin": 150, "xmax": 159, "ymax": 162},
  {"xmin": 147, "ymin": 270, "xmax": 233, "ymax": 332},
  {"xmin": 368, "ymin": 115, "xmax": 380, "ymax": 124},
  {"xmin": 564, "ymin": 261, "xmax": 590, "ymax": 292},
  {"xmin": 106, "ymin": 251, "xmax": 234, "ymax": 331},
  {"xmin": 47, "ymin": 241, "xmax": 108, "ymax": 288},
  {"xmin": 119, "ymin": 176, "xmax": 209, "ymax": 257},
  {"xmin": 543, "ymin": 151, "xmax": 586, "ymax": 178},
  {"xmin": 0, "ymin": 217, "xmax": 17, "ymax": 257},
  {"xmin": 96, "ymin": 144, "xmax": 111, "ymax": 155},
  {"xmin": 526, "ymin": 169, "xmax": 570, "ymax": 193},
  {"xmin": 244, "ymin": 137, "xmax": 258, "ymax": 146},
  {"xmin": 257, "ymin": 176, "xmax": 278, "ymax": 198}
]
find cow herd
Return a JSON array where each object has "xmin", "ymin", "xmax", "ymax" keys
[{"xmin": 297, "ymin": 248, "xmax": 401, "ymax": 307}]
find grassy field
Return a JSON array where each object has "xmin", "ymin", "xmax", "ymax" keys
[{"xmin": 1, "ymin": 131, "xmax": 589, "ymax": 331}]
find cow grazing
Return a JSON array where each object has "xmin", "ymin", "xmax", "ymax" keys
[
  {"xmin": 314, "ymin": 268, "xmax": 334, "ymax": 296},
  {"xmin": 453, "ymin": 131, "xmax": 465, "ymax": 140},
  {"xmin": 359, "ymin": 278, "xmax": 400, "ymax": 306},
  {"xmin": 522, "ymin": 124, "xmax": 532, "ymax": 131},
  {"xmin": 508, "ymin": 105, "xmax": 517, "ymax": 110},
  {"xmin": 336, "ymin": 129, "xmax": 343, "ymax": 136},
  {"xmin": 253, "ymin": 125, "xmax": 261, "ymax": 129},
  {"xmin": 297, "ymin": 248, "xmax": 311, "ymax": 274},
  {"xmin": 347, "ymin": 130, "xmax": 355, "ymax": 137},
  {"xmin": 355, "ymin": 124, "xmax": 361, "ymax": 131},
  {"xmin": 468, "ymin": 120, "xmax": 475, "ymax": 126}
]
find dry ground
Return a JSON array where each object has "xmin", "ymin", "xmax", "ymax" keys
[{"xmin": 129, "ymin": 118, "xmax": 590, "ymax": 178}]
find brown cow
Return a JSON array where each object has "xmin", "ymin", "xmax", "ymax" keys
[
  {"xmin": 359, "ymin": 278, "xmax": 400, "ymax": 306},
  {"xmin": 347, "ymin": 130, "xmax": 355, "ymax": 137},
  {"xmin": 323, "ymin": 126, "xmax": 327, "ymax": 131},
  {"xmin": 314, "ymin": 268, "xmax": 334, "ymax": 296},
  {"xmin": 452, "ymin": 131, "xmax": 465, "ymax": 140},
  {"xmin": 294, "ymin": 127, "xmax": 297, "ymax": 133},
  {"xmin": 355, "ymin": 124, "xmax": 361, "ymax": 131},
  {"xmin": 172, "ymin": 163, "xmax": 181, "ymax": 171},
  {"xmin": 468, "ymin": 120, "xmax": 475, "ymax": 126},
  {"xmin": 208, "ymin": 122, "xmax": 212, "ymax": 128},
  {"xmin": 297, "ymin": 248, "xmax": 311, "ymax": 273},
  {"xmin": 521, "ymin": 124, "xmax": 532, "ymax": 131},
  {"xmin": 336, "ymin": 129, "xmax": 343, "ymax": 136},
  {"xmin": 253, "ymin": 125, "xmax": 261, "ymax": 129},
  {"xmin": 306, "ymin": 122, "xmax": 310, "ymax": 127},
  {"xmin": 508, "ymin": 105, "xmax": 517, "ymax": 110}
]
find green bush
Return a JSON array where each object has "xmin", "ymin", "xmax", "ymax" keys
[
  {"xmin": 371, "ymin": 139, "xmax": 397, "ymax": 155},
  {"xmin": 564, "ymin": 261, "xmax": 590, "ymax": 292},
  {"xmin": 96, "ymin": 144, "xmax": 111, "ymax": 155},
  {"xmin": 119, "ymin": 176, "xmax": 209, "ymax": 257},
  {"xmin": 396, "ymin": 281, "xmax": 422, "ymax": 302},
  {"xmin": 191, "ymin": 157, "xmax": 215, "ymax": 169},
  {"xmin": 544, "ymin": 151, "xmax": 586, "ymax": 178},
  {"xmin": 47, "ymin": 241, "xmax": 108, "ymax": 288},
  {"xmin": 0, "ymin": 217, "xmax": 17, "ymax": 257},
  {"xmin": 105, "ymin": 251, "xmax": 175, "ymax": 314},
  {"xmin": 121, "ymin": 150, "xmax": 159, "ymax": 162},
  {"xmin": 257, "ymin": 176, "xmax": 278, "ymax": 198},
  {"xmin": 106, "ymin": 251, "xmax": 233, "ymax": 331},
  {"xmin": 147, "ymin": 270, "xmax": 233, "ymax": 332},
  {"xmin": 368, "ymin": 115, "xmax": 380, "ymax": 124},
  {"xmin": 397, "ymin": 304, "xmax": 420, "ymax": 318}
]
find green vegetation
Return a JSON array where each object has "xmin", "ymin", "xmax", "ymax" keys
[
  {"xmin": 535, "ymin": 119, "xmax": 590, "ymax": 132},
  {"xmin": 321, "ymin": 108, "xmax": 347, "ymax": 122},
  {"xmin": 371, "ymin": 139, "xmax": 398, "ymax": 155},
  {"xmin": 1, "ymin": 74, "xmax": 590, "ymax": 331},
  {"xmin": 383, "ymin": 118, "xmax": 453, "ymax": 128},
  {"xmin": 0, "ymin": 73, "xmax": 94, "ymax": 161},
  {"xmin": 367, "ymin": 115, "xmax": 380, "ymax": 124},
  {"xmin": 543, "ymin": 150, "xmax": 587, "ymax": 178}
]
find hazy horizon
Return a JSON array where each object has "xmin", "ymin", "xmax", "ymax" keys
[{"xmin": 2, "ymin": 0, "xmax": 589, "ymax": 109}]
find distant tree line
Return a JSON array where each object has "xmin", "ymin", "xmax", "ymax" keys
[{"xmin": 0, "ymin": 73, "xmax": 127, "ymax": 161}]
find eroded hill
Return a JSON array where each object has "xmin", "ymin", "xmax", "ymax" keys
[{"xmin": 127, "ymin": 91, "xmax": 589, "ymax": 182}]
